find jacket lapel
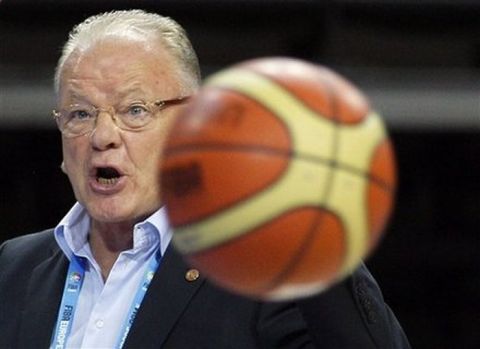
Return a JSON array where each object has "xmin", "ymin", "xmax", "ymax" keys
[
  {"xmin": 124, "ymin": 246, "xmax": 205, "ymax": 349},
  {"xmin": 17, "ymin": 245, "xmax": 69, "ymax": 348}
]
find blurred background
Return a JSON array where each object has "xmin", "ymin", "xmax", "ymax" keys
[{"xmin": 0, "ymin": 0, "xmax": 479, "ymax": 347}]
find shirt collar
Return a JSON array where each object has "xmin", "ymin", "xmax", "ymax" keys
[{"xmin": 54, "ymin": 202, "xmax": 172, "ymax": 261}]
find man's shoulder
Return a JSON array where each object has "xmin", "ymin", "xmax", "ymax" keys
[{"xmin": 0, "ymin": 229, "xmax": 58, "ymax": 265}]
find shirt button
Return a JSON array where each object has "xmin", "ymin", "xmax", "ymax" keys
[{"xmin": 96, "ymin": 319, "xmax": 104, "ymax": 329}]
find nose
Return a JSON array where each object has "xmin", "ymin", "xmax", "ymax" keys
[{"xmin": 90, "ymin": 111, "xmax": 122, "ymax": 150}]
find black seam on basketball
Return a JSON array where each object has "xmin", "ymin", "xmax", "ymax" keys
[
  {"xmin": 165, "ymin": 144, "xmax": 393, "ymax": 192},
  {"xmin": 164, "ymin": 144, "xmax": 393, "ymax": 231},
  {"xmin": 188, "ymin": 205, "xmax": 346, "ymax": 296},
  {"xmin": 256, "ymin": 75, "xmax": 345, "ymax": 294},
  {"xmin": 260, "ymin": 206, "xmax": 348, "ymax": 295}
]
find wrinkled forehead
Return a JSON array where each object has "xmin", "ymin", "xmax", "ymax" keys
[{"xmin": 58, "ymin": 39, "xmax": 183, "ymax": 102}]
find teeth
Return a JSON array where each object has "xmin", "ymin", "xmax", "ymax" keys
[{"xmin": 97, "ymin": 177, "xmax": 118, "ymax": 185}]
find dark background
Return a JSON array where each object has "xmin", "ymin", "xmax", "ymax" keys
[{"xmin": 1, "ymin": 1, "xmax": 479, "ymax": 348}]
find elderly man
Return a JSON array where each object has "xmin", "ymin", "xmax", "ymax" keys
[{"xmin": 0, "ymin": 9, "xmax": 410, "ymax": 349}]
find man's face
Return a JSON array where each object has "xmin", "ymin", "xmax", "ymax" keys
[{"xmin": 58, "ymin": 39, "xmax": 187, "ymax": 226}]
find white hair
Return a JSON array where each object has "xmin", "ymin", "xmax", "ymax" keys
[{"xmin": 54, "ymin": 9, "xmax": 201, "ymax": 94}]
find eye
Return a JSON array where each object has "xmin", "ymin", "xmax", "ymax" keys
[
  {"xmin": 67, "ymin": 109, "xmax": 93, "ymax": 121},
  {"xmin": 126, "ymin": 104, "xmax": 149, "ymax": 118}
]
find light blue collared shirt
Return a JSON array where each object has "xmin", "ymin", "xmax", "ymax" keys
[{"xmin": 54, "ymin": 202, "xmax": 172, "ymax": 349}]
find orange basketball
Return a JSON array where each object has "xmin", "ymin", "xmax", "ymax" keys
[{"xmin": 160, "ymin": 57, "xmax": 396, "ymax": 301}]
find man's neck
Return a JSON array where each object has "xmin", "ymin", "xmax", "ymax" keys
[{"xmin": 89, "ymin": 221, "xmax": 135, "ymax": 281}]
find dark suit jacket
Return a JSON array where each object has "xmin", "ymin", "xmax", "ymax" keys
[{"xmin": 0, "ymin": 229, "xmax": 410, "ymax": 348}]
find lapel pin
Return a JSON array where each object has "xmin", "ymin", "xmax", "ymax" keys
[{"xmin": 185, "ymin": 268, "xmax": 200, "ymax": 282}]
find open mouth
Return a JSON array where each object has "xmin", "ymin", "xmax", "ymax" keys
[{"xmin": 96, "ymin": 167, "xmax": 121, "ymax": 185}]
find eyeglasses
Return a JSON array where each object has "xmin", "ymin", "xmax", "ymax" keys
[{"xmin": 53, "ymin": 96, "xmax": 190, "ymax": 138}]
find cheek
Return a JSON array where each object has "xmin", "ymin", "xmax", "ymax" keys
[
  {"xmin": 62, "ymin": 142, "xmax": 76, "ymax": 172},
  {"xmin": 129, "ymin": 132, "xmax": 165, "ymax": 182},
  {"xmin": 141, "ymin": 117, "xmax": 176, "ymax": 161},
  {"xmin": 143, "ymin": 120, "xmax": 175, "ymax": 184},
  {"xmin": 62, "ymin": 140, "xmax": 85, "ymax": 178}
]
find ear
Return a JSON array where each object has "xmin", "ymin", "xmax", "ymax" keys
[{"xmin": 60, "ymin": 161, "xmax": 67, "ymax": 174}]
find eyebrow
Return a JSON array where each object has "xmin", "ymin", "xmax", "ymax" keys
[
  {"xmin": 61, "ymin": 80, "xmax": 155, "ymax": 105},
  {"xmin": 114, "ymin": 81, "xmax": 150, "ymax": 101},
  {"xmin": 60, "ymin": 91, "xmax": 92, "ymax": 107}
]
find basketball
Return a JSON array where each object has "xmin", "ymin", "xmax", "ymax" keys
[{"xmin": 160, "ymin": 57, "xmax": 396, "ymax": 301}]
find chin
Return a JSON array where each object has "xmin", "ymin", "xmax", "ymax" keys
[{"xmin": 88, "ymin": 202, "xmax": 159, "ymax": 226}]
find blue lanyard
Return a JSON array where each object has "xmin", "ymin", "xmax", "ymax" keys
[
  {"xmin": 50, "ymin": 256, "xmax": 86, "ymax": 349},
  {"xmin": 50, "ymin": 250, "xmax": 161, "ymax": 349},
  {"xmin": 115, "ymin": 251, "xmax": 161, "ymax": 348}
]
